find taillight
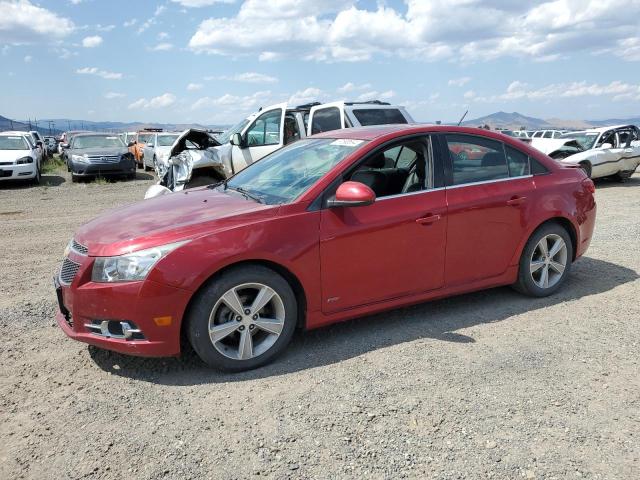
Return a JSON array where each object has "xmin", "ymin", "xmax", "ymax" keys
[{"xmin": 581, "ymin": 177, "xmax": 595, "ymax": 194}]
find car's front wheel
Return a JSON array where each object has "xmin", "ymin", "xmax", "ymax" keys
[
  {"xmin": 513, "ymin": 223, "xmax": 573, "ymax": 297},
  {"xmin": 187, "ymin": 265, "xmax": 297, "ymax": 371}
]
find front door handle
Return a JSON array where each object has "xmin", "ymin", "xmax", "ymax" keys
[
  {"xmin": 416, "ymin": 214, "xmax": 441, "ymax": 225},
  {"xmin": 624, "ymin": 148, "xmax": 634, "ymax": 153},
  {"xmin": 506, "ymin": 196, "xmax": 526, "ymax": 207}
]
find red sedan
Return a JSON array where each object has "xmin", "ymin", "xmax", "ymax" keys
[{"xmin": 55, "ymin": 125, "xmax": 596, "ymax": 371}]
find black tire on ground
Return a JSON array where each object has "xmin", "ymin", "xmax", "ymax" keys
[
  {"xmin": 71, "ymin": 174, "xmax": 79, "ymax": 183},
  {"xmin": 579, "ymin": 161, "xmax": 592, "ymax": 178},
  {"xmin": 187, "ymin": 265, "xmax": 298, "ymax": 372},
  {"xmin": 613, "ymin": 170, "xmax": 633, "ymax": 182},
  {"xmin": 512, "ymin": 222, "xmax": 574, "ymax": 297}
]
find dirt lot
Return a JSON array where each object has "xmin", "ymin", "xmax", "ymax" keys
[{"xmin": 1, "ymin": 166, "xmax": 639, "ymax": 480}]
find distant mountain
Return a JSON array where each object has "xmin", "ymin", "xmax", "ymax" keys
[
  {"xmin": 0, "ymin": 115, "xmax": 62, "ymax": 135},
  {"xmin": 28, "ymin": 118, "xmax": 229, "ymax": 133},
  {"xmin": 461, "ymin": 111, "xmax": 640, "ymax": 130}
]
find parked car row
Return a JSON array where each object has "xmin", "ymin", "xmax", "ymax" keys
[{"xmin": 0, "ymin": 131, "xmax": 43, "ymax": 184}]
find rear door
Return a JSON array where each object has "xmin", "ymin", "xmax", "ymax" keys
[
  {"xmin": 617, "ymin": 127, "xmax": 640, "ymax": 173},
  {"xmin": 308, "ymin": 102, "xmax": 345, "ymax": 136},
  {"xmin": 441, "ymin": 134, "xmax": 535, "ymax": 286},
  {"xmin": 232, "ymin": 103, "xmax": 286, "ymax": 171}
]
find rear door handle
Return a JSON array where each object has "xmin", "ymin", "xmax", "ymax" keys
[
  {"xmin": 506, "ymin": 196, "xmax": 526, "ymax": 207},
  {"xmin": 416, "ymin": 214, "xmax": 441, "ymax": 225}
]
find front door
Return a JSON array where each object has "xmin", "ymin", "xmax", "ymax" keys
[
  {"xmin": 319, "ymin": 136, "xmax": 447, "ymax": 313},
  {"xmin": 231, "ymin": 103, "xmax": 286, "ymax": 171}
]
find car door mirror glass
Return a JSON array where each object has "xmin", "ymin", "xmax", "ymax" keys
[
  {"xmin": 230, "ymin": 133, "xmax": 244, "ymax": 148},
  {"xmin": 327, "ymin": 181, "xmax": 376, "ymax": 208}
]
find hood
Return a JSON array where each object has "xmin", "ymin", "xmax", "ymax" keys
[
  {"xmin": 69, "ymin": 146, "xmax": 129, "ymax": 156},
  {"xmin": 0, "ymin": 149, "xmax": 30, "ymax": 162},
  {"xmin": 74, "ymin": 188, "xmax": 277, "ymax": 257},
  {"xmin": 170, "ymin": 129, "xmax": 221, "ymax": 158}
]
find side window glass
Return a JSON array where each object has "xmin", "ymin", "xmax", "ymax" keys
[
  {"xmin": 311, "ymin": 107, "xmax": 342, "ymax": 135},
  {"xmin": 505, "ymin": 145, "xmax": 530, "ymax": 177},
  {"xmin": 349, "ymin": 138, "xmax": 430, "ymax": 198},
  {"xmin": 283, "ymin": 115, "xmax": 300, "ymax": 145},
  {"xmin": 246, "ymin": 109, "xmax": 282, "ymax": 146},
  {"xmin": 531, "ymin": 158, "xmax": 549, "ymax": 175},
  {"xmin": 543, "ymin": 131, "xmax": 552, "ymax": 138},
  {"xmin": 445, "ymin": 134, "xmax": 509, "ymax": 185}
]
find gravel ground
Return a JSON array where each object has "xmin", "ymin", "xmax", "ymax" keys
[{"xmin": 1, "ymin": 167, "xmax": 639, "ymax": 480}]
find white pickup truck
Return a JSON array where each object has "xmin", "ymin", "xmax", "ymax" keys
[{"xmin": 145, "ymin": 100, "xmax": 414, "ymax": 198}]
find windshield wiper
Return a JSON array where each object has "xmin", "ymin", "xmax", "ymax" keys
[{"xmin": 227, "ymin": 185, "xmax": 264, "ymax": 204}]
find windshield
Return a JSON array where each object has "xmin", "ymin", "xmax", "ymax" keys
[
  {"xmin": 216, "ymin": 118, "xmax": 250, "ymax": 144},
  {"xmin": 138, "ymin": 133, "xmax": 154, "ymax": 143},
  {"xmin": 72, "ymin": 135, "xmax": 125, "ymax": 149},
  {"xmin": 157, "ymin": 134, "xmax": 179, "ymax": 147},
  {"xmin": 559, "ymin": 131, "xmax": 599, "ymax": 150},
  {"xmin": 0, "ymin": 136, "xmax": 29, "ymax": 150},
  {"xmin": 225, "ymin": 138, "xmax": 366, "ymax": 204}
]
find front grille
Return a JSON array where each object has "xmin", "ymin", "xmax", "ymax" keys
[
  {"xmin": 86, "ymin": 155, "xmax": 120, "ymax": 164},
  {"xmin": 72, "ymin": 239, "xmax": 88, "ymax": 255},
  {"xmin": 59, "ymin": 258, "xmax": 81, "ymax": 285},
  {"xmin": 0, "ymin": 161, "xmax": 12, "ymax": 166}
]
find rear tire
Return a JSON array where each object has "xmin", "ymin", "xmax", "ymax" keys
[
  {"xmin": 71, "ymin": 174, "xmax": 79, "ymax": 183},
  {"xmin": 513, "ymin": 223, "xmax": 573, "ymax": 297},
  {"xmin": 613, "ymin": 170, "xmax": 633, "ymax": 182},
  {"xmin": 187, "ymin": 265, "xmax": 297, "ymax": 371},
  {"xmin": 579, "ymin": 161, "xmax": 592, "ymax": 178}
]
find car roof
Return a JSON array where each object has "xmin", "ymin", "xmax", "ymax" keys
[
  {"xmin": 565, "ymin": 124, "xmax": 635, "ymax": 134},
  {"xmin": 311, "ymin": 124, "xmax": 530, "ymax": 142},
  {"xmin": 1, "ymin": 130, "xmax": 31, "ymax": 135}
]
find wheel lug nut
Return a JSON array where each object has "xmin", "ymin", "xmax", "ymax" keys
[
  {"xmin": 239, "ymin": 325, "xmax": 245, "ymax": 331},
  {"xmin": 236, "ymin": 316, "xmax": 242, "ymax": 322},
  {"xmin": 249, "ymin": 324, "xmax": 255, "ymax": 330},
  {"xmin": 244, "ymin": 309, "xmax": 250, "ymax": 315},
  {"xmin": 252, "ymin": 314, "xmax": 258, "ymax": 320}
]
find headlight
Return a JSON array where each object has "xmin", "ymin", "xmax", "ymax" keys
[
  {"xmin": 71, "ymin": 154, "xmax": 89, "ymax": 163},
  {"xmin": 16, "ymin": 156, "xmax": 33, "ymax": 164},
  {"xmin": 91, "ymin": 241, "xmax": 188, "ymax": 283}
]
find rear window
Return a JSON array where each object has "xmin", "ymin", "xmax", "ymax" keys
[{"xmin": 352, "ymin": 108, "xmax": 408, "ymax": 126}]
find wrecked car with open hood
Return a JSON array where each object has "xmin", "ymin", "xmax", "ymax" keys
[{"xmin": 145, "ymin": 129, "xmax": 229, "ymax": 199}]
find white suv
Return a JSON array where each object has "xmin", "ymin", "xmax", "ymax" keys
[{"xmin": 0, "ymin": 131, "xmax": 41, "ymax": 184}]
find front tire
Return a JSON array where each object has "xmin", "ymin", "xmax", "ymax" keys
[
  {"xmin": 513, "ymin": 223, "xmax": 573, "ymax": 297},
  {"xmin": 579, "ymin": 161, "xmax": 592, "ymax": 178},
  {"xmin": 187, "ymin": 265, "xmax": 297, "ymax": 371}
]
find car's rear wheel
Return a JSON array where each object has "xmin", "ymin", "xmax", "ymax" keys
[
  {"xmin": 613, "ymin": 170, "xmax": 634, "ymax": 182},
  {"xmin": 187, "ymin": 265, "xmax": 297, "ymax": 371},
  {"xmin": 513, "ymin": 223, "xmax": 573, "ymax": 297}
]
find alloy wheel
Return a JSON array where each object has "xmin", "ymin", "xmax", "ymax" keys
[
  {"xmin": 208, "ymin": 283, "xmax": 286, "ymax": 360},
  {"xmin": 529, "ymin": 234, "xmax": 568, "ymax": 289}
]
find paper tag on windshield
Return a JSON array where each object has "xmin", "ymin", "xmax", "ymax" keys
[{"xmin": 331, "ymin": 139, "xmax": 364, "ymax": 147}]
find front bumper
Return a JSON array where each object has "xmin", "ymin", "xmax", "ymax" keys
[
  {"xmin": 0, "ymin": 163, "xmax": 37, "ymax": 181},
  {"xmin": 70, "ymin": 158, "xmax": 136, "ymax": 176},
  {"xmin": 54, "ymin": 257, "xmax": 193, "ymax": 357}
]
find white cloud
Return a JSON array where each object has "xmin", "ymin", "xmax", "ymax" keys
[
  {"xmin": 171, "ymin": 0, "xmax": 235, "ymax": 6},
  {"xmin": 191, "ymin": 90, "xmax": 273, "ymax": 110},
  {"xmin": 206, "ymin": 72, "xmax": 278, "ymax": 83},
  {"xmin": 354, "ymin": 89, "xmax": 395, "ymax": 102},
  {"xmin": 338, "ymin": 82, "xmax": 372, "ymax": 93},
  {"xmin": 186, "ymin": 0, "xmax": 640, "ymax": 63},
  {"xmin": 473, "ymin": 80, "xmax": 640, "ymax": 103},
  {"xmin": 76, "ymin": 67, "xmax": 123, "ymax": 80},
  {"xmin": 104, "ymin": 92, "xmax": 126, "ymax": 99},
  {"xmin": 0, "ymin": 0, "xmax": 75, "ymax": 44},
  {"xmin": 23, "ymin": 55, "xmax": 31, "ymax": 62},
  {"xmin": 449, "ymin": 77, "xmax": 471, "ymax": 87},
  {"xmin": 288, "ymin": 87, "xmax": 325, "ymax": 105},
  {"xmin": 81, "ymin": 35, "xmax": 103, "ymax": 48},
  {"xmin": 123, "ymin": 19, "xmax": 137, "ymax": 27},
  {"xmin": 157, "ymin": 32, "xmax": 170, "ymax": 40},
  {"xmin": 187, "ymin": 82, "xmax": 203, "ymax": 91},
  {"xmin": 154, "ymin": 5, "xmax": 166, "ymax": 16},
  {"xmin": 258, "ymin": 51, "xmax": 282, "ymax": 62},
  {"xmin": 150, "ymin": 42, "xmax": 174, "ymax": 51},
  {"xmin": 128, "ymin": 93, "xmax": 177, "ymax": 110}
]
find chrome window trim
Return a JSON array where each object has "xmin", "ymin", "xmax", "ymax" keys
[
  {"xmin": 375, "ymin": 186, "xmax": 446, "ymax": 202},
  {"xmin": 446, "ymin": 174, "xmax": 533, "ymax": 190}
]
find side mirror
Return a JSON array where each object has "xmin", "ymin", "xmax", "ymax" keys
[
  {"xmin": 36, "ymin": 141, "xmax": 43, "ymax": 147},
  {"xmin": 230, "ymin": 133, "xmax": 245, "ymax": 148},
  {"xmin": 327, "ymin": 181, "xmax": 376, "ymax": 208},
  {"xmin": 600, "ymin": 143, "xmax": 613, "ymax": 149},
  {"xmin": 127, "ymin": 141, "xmax": 135, "ymax": 147}
]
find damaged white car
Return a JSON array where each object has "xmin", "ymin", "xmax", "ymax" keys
[
  {"xmin": 145, "ymin": 129, "xmax": 227, "ymax": 199},
  {"xmin": 538, "ymin": 125, "xmax": 640, "ymax": 180},
  {"xmin": 145, "ymin": 99, "xmax": 414, "ymax": 199}
]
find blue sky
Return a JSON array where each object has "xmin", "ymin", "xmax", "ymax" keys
[{"xmin": 1, "ymin": 0, "xmax": 639, "ymax": 125}]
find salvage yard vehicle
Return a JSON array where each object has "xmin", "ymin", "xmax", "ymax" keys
[
  {"xmin": 60, "ymin": 130, "xmax": 91, "ymax": 163},
  {"xmin": 144, "ymin": 100, "xmax": 414, "ymax": 198},
  {"xmin": 55, "ymin": 125, "xmax": 596, "ymax": 371},
  {"xmin": 142, "ymin": 132, "xmax": 180, "ymax": 172},
  {"xmin": 66, "ymin": 133, "xmax": 137, "ymax": 182},
  {"xmin": 0, "ymin": 131, "xmax": 41, "ymax": 184},
  {"xmin": 130, "ymin": 129, "xmax": 161, "ymax": 168},
  {"xmin": 544, "ymin": 125, "xmax": 640, "ymax": 180}
]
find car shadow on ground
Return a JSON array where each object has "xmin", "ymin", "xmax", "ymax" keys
[
  {"xmin": 89, "ymin": 256, "xmax": 638, "ymax": 384},
  {"xmin": 41, "ymin": 175, "xmax": 66, "ymax": 186},
  {"xmin": 594, "ymin": 175, "xmax": 640, "ymax": 189}
]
